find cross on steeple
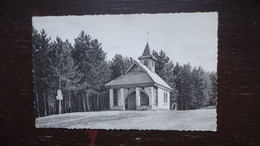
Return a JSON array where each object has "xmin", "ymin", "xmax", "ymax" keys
[{"xmin": 147, "ymin": 32, "xmax": 149, "ymax": 43}]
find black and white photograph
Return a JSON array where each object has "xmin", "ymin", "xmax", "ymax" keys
[{"xmin": 33, "ymin": 12, "xmax": 218, "ymax": 131}]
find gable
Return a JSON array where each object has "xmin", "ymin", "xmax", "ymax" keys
[
  {"xmin": 124, "ymin": 61, "xmax": 147, "ymax": 75},
  {"xmin": 128, "ymin": 64, "xmax": 144, "ymax": 73}
]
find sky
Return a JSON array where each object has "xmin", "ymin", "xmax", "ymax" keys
[{"xmin": 32, "ymin": 12, "xmax": 218, "ymax": 72}]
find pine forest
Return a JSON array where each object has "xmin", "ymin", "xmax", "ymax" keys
[{"xmin": 33, "ymin": 29, "xmax": 217, "ymax": 117}]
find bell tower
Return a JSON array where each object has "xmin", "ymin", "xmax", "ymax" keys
[{"xmin": 138, "ymin": 42, "xmax": 157, "ymax": 72}]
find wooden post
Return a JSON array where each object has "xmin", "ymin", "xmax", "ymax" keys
[{"xmin": 56, "ymin": 89, "xmax": 63, "ymax": 114}]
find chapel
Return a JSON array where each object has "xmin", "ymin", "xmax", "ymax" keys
[{"xmin": 105, "ymin": 43, "xmax": 172, "ymax": 110}]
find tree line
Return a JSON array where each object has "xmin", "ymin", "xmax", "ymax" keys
[
  {"xmin": 33, "ymin": 28, "xmax": 217, "ymax": 117},
  {"xmin": 152, "ymin": 51, "xmax": 217, "ymax": 110}
]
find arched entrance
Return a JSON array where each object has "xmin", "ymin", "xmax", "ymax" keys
[
  {"xmin": 125, "ymin": 92, "xmax": 149, "ymax": 110},
  {"xmin": 125, "ymin": 92, "xmax": 136, "ymax": 110}
]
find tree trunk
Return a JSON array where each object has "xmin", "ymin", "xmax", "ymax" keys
[
  {"xmin": 78, "ymin": 93, "xmax": 80, "ymax": 112},
  {"xmin": 83, "ymin": 93, "xmax": 86, "ymax": 112},
  {"xmin": 52, "ymin": 93, "xmax": 55, "ymax": 115},
  {"xmin": 64, "ymin": 92, "xmax": 66, "ymax": 113},
  {"xmin": 97, "ymin": 96, "xmax": 100, "ymax": 110},
  {"xmin": 35, "ymin": 82, "xmax": 40, "ymax": 117},
  {"xmin": 72, "ymin": 91, "xmax": 74, "ymax": 112},
  {"xmin": 86, "ymin": 93, "xmax": 90, "ymax": 112},
  {"xmin": 68, "ymin": 91, "xmax": 71, "ymax": 113},
  {"xmin": 43, "ymin": 83, "xmax": 47, "ymax": 116}
]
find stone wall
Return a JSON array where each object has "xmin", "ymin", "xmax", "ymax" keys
[
  {"xmin": 110, "ymin": 106, "xmax": 125, "ymax": 110},
  {"xmin": 157, "ymin": 87, "xmax": 170, "ymax": 110},
  {"xmin": 136, "ymin": 106, "xmax": 152, "ymax": 111}
]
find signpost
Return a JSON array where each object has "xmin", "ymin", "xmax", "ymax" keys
[{"xmin": 56, "ymin": 89, "xmax": 63, "ymax": 114}]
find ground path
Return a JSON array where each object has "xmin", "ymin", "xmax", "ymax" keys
[{"xmin": 36, "ymin": 109, "xmax": 216, "ymax": 131}]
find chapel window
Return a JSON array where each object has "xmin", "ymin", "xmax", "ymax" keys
[{"xmin": 164, "ymin": 92, "xmax": 168, "ymax": 103}]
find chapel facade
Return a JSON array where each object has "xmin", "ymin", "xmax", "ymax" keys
[{"xmin": 105, "ymin": 43, "xmax": 172, "ymax": 110}]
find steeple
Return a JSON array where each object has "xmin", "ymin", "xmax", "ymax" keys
[
  {"xmin": 142, "ymin": 43, "xmax": 151, "ymax": 56},
  {"xmin": 138, "ymin": 42, "xmax": 157, "ymax": 72},
  {"xmin": 138, "ymin": 42, "xmax": 157, "ymax": 60}
]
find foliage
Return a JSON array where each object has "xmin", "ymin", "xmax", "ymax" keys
[
  {"xmin": 33, "ymin": 29, "xmax": 111, "ymax": 117},
  {"xmin": 33, "ymin": 28, "xmax": 218, "ymax": 117},
  {"xmin": 153, "ymin": 50, "xmax": 217, "ymax": 110},
  {"xmin": 109, "ymin": 54, "xmax": 133, "ymax": 80}
]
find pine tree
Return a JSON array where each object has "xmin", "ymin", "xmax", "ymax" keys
[
  {"xmin": 73, "ymin": 31, "xmax": 111, "ymax": 112},
  {"xmin": 46, "ymin": 37, "xmax": 83, "ymax": 114},
  {"xmin": 190, "ymin": 67, "xmax": 200, "ymax": 109},
  {"xmin": 109, "ymin": 54, "xmax": 133, "ymax": 80},
  {"xmin": 178, "ymin": 64, "xmax": 192, "ymax": 110},
  {"xmin": 32, "ymin": 28, "xmax": 51, "ymax": 117},
  {"xmin": 202, "ymin": 72, "xmax": 213, "ymax": 107},
  {"xmin": 172, "ymin": 62, "xmax": 180, "ymax": 106},
  {"xmin": 209, "ymin": 71, "xmax": 217, "ymax": 106}
]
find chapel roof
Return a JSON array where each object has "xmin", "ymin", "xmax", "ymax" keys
[{"xmin": 105, "ymin": 60, "xmax": 172, "ymax": 91}]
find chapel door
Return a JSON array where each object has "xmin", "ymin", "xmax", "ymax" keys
[{"xmin": 125, "ymin": 92, "xmax": 136, "ymax": 110}]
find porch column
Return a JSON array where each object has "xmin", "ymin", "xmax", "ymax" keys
[
  {"xmin": 120, "ymin": 88, "xmax": 125, "ymax": 107},
  {"xmin": 136, "ymin": 87, "xmax": 141, "ymax": 107},
  {"xmin": 150, "ymin": 86, "xmax": 154, "ymax": 106},
  {"xmin": 109, "ymin": 89, "xmax": 113, "ymax": 108}
]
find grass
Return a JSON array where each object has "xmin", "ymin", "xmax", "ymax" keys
[{"xmin": 36, "ymin": 109, "xmax": 216, "ymax": 131}]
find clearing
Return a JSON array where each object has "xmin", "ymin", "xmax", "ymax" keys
[{"xmin": 36, "ymin": 109, "xmax": 216, "ymax": 131}]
